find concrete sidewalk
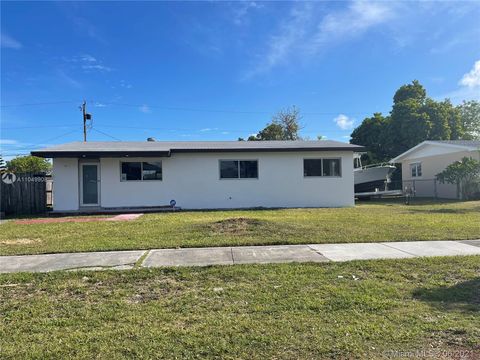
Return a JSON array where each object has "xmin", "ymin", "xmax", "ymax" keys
[{"xmin": 1, "ymin": 240, "xmax": 480, "ymax": 274}]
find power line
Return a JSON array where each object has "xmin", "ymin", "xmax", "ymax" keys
[
  {"xmin": 1, "ymin": 98, "xmax": 378, "ymax": 115},
  {"xmin": 0, "ymin": 129, "xmax": 79, "ymax": 152},
  {"xmin": 0, "ymin": 100, "xmax": 78, "ymax": 108},
  {"xmin": 99, "ymin": 101, "xmax": 373, "ymax": 116},
  {"xmin": 1, "ymin": 125, "xmax": 78, "ymax": 130},
  {"xmin": 3, "ymin": 123, "xmax": 353, "ymax": 135},
  {"xmin": 91, "ymin": 127, "xmax": 122, "ymax": 141}
]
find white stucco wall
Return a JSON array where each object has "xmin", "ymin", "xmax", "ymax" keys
[
  {"xmin": 52, "ymin": 158, "xmax": 79, "ymax": 210},
  {"xmin": 53, "ymin": 151, "xmax": 355, "ymax": 210},
  {"xmin": 401, "ymin": 148, "xmax": 480, "ymax": 199}
]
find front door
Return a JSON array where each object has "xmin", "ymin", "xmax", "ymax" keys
[{"xmin": 80, "ymin": 163, "xmax": 100, "ymax": 206}]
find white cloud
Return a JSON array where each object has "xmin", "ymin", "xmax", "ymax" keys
[
  {"xmin": 81, "ymin": 64, "xmax": 112, "ymax": 72},
  {"xmin": 1, "ymin": 33, "xmax": 22, "ymax": 49},
  {"xmin": 245, "ymin": 3, "xmax": 313, "ymax": 78},
  {"xmin": 334, "ymin": 114, "xmax": 354, "ymax": 130},
  {"xmin": 312, "ymin": 1, "xmax": 394, "ymax": 48},
  {"xmin": 80, "ymin": 54, "xmax": 97, "ymax": 62},
  {"xmin": 120, "ymin": 80, "xmax": 132, "ymax": 89},
  {"xmin": 0, "ymin": 139, "xmax": 18, "ymax": 145},
  {"xmin": 459, "ymin": 60, "xmax": 480, "ymax": 88},
  {"xmin": 94, "ymin": 102, "xmax": 107, "ymax": 108},
  {"xmin": 245, "ymin": 1, "xmax": 395, "ymax": 78},
  {"xmin": 232, "ymin": 1, "xmax": 264, "ymax": 26},
  {"xmin": 139, "ymin": 104, "xmax": 151, "ymax": 114},
  {"xmin": 62, "ymin": 54, "xmax": 112, "ymax": 73},
  {"xmin": 200, "ymin": 128, "xmax": 218, "ymax": 132},
  {"xmin": 437, "ymin": 60, "xmax": 480, "ymax": 103}
]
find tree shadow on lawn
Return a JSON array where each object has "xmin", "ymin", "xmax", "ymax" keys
[
  {"xmin": 405, "ymin": 206, "xmax": 480, "ymax": 214},
  {"xmin": 413, "ymin": 278, "xmax": 480, "ymax": 312}
]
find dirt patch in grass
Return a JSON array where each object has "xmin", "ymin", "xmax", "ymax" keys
[
  {"xmin": 0, "ymin": 238, "xmax": 41, "ymax": 245},
  {"xmin": 209, "ymin": 218, "xmax": 266, "ymax": 235}
]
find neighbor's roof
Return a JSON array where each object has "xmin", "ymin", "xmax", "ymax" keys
[
  {"xmin": 429, "ymin": 140, "xmax": 480, "ymax": 147},
  {"xmin": 31, "ymin": 140, "xmax": 365, "ymax": 158},
  {"xmin": 390, "ymin": 140, "xmax": 480, "ymax": 163}
]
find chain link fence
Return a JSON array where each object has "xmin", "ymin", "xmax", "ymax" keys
[{"xmin": 385, "ymin": 178, "xmax": 459, "ymax": 199}]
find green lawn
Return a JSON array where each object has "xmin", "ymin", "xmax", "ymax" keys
[
  {"xmin": 1, "ymin": 256, "xmax": 479, "ymax": 359},
  {"xmin": 0, "ymin": 199, "xmax": 479, "ymax": 256}
]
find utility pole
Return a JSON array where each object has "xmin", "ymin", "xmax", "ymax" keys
[
  {"xmin": 82, "ymin": 100, "xmax": 87, "ymax": 142},
  {"xmin": 81, "ymin": 100, "xmax": 92, "ymax": 142}
]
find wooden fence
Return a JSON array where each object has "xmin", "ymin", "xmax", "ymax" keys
[{"xmin": 0, "ymin": 172, "xmax": 47, "ymax": 216}]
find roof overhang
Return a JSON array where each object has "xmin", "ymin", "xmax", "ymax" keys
[
  {"xmin": 30, "ymin": 150, "xmax": 172, "ymax": 158},
  {"xmin": 390, "ymin": 141, "xmax": 479, "ymax": 163},
  {"xmin": 31, "ymin": 146, "xmax": 366, "ymax": 158}
]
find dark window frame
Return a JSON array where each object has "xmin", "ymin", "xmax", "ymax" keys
[
  {"xmin": 303, "ymin": 158, "xmax": 342, "ymax": 177},
  {"xmin": 219, "ymin": 159, "xmax": 259, "ymax": 180},
  {"xmin": 120, "ymin": 161, "xmax": 163, "ymax": 182}
]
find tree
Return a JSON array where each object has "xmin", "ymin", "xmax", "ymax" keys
[
  {"xmin": 0, "ymin": 154, "xmax": 6, "ymax": 174},
  {"xmin": 251, "ymin": 123, "xmax": 284, "ymax": 141},
  {"xmin": 436, "ymin": 157, "xmax": 480, "ymax": 200},
  {"xmin": 271, "ymin": 106, "xmax": 302, "ymax": 140},
  {"xmin": 245, "ymin": 106, "xmax": 303, "ymax": 141},
  {"xmin": 458, "ymin": 100, "xmax": 480, "ymax": 140},
  {"xmin": 393, "ymin": 80, "xmax": 426, "ymax": 104},
  {"xmin": 6, "ymin": 156, "xmax": 51, "ymax": 173},
  {"xmin": 351, "ymin": 80, "xmax": 470, "ymax": 163},
  {"xmin": 350, "ymin": 113, "xmax": 390, "ymax": 163},
  {"xmin": 388, "ymin": 82, "xmax": 431, "ymax": 157}
]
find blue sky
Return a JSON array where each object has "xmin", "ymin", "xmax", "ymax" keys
[{"xmin": 1, "ymin": 1, "xmax": 479, "ymax": 159}]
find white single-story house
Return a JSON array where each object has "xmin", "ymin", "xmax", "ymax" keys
[
  {"xmin": 31, "ymin": 140, "xmax": 364, "ymax": 211},
  {"xmin": 391, "ymin": 140, "xmax": 480, "ymax": 199}
]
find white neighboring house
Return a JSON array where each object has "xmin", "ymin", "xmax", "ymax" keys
[
  {"xmin": 391, "ymin": 140, "xmax": 480, "ymax": 199},
  {"xmin": 31, "ymin": 140, "xmax": 364, "ymax": 211}
]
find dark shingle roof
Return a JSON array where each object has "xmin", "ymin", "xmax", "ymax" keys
[{"xmin": 31, "ymin": 140, "xmax": 364, "ymax": 158}]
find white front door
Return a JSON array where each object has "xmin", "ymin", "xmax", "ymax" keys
[{"xmin": 80, "ymin": 163, "xmax": 100, "ymax": 206}]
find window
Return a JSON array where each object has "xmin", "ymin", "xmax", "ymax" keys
[
  {"xmin": 121, "ymin": 161, "xmax": 162, "ymax": 181},
  {"xmin": 142, "ymin": 162, "xmax": 162, "ymax": 180},
  {"xmin": 240, "ymin": 160, "xmax": 258, "ymax": 178},
  {"xmin": 220, "ymin": 160, "xmax": 239, "ymax": 179},
  {"xmin": 410, "ymin": 163, "xmax": 422, "ymax": 177},
  {"xmin": 121, "ymin": 162, "xmax": 141, "ymax": 181},
  {"xmin": 220, "ymin": 160, "xmax": 258, "ymax": 179},
  {"xmin": 304, "ymin": 158, "xmax": 341, "ymax": 177},
  {"xmin": 322, "ymin": 159, "xmax": 341, "ymax": 177},
  {"xmin": 303, "ymin": 159, "xmax": 322, "ymax": 177}
]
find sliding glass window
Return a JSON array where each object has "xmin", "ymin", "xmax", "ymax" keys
[
  {"xmin": 304, "ymin": 158, "xmax": 341, "ymax": 177},
  {"xmin": 220, "ymin": 160, "xmax": 258, "ymax": 179},
  {"xmin": 121, "ymin": 161, "xmax": 162, "ymax": 181}
]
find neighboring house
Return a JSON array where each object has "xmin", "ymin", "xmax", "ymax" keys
[
  {"xmin": 31, "ymin": 140, "xmax": 364, "ymax": 211},
  {"xmin": 391, "ymin": 140, "xmax": 480, "ymax": 199}
]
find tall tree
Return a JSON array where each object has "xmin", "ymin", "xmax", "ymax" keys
[
  {"xmin": 458, "ymin": 100, "xmax": 480, "ymax": 140},
  {"xmin": 271, "ymin": 105, "xmax": 302, "ymax": 140},
  {"xmin": 392, "ymin": 80, "xmax": 426, "ymax": 104},
  {"xmin": 350, "ymin": 113, "xmax": 390, "ymax": 163},
  {"xmin": 388, "ymin": 81, "xmax": 431, "ymax": 156},
  {"xmin": 244, "ymin": 106, "xmax": 303, "ymax": 141},
  {"xmin": 6, "ymin": 156, "xmax": 51, "ymax": 173},
  {"xmin": 351, "ymin": 80, "xmax": 472, "ymax": 163},
  {"xmin": 423, "ymin": 99, "xmax": 451, "ymax": 140}
]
